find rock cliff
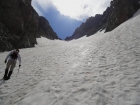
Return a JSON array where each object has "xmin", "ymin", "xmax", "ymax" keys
[
  {"xmin": 65, "ymin": 0, "xmax": 140, "ymax": 40},
  {"xmin": 37, "ymin": 16, "xmax": 58, "ymax": 39},
  {"xmin": 0, "ymin": 0, "xmax": 58, "ymax": 51}
]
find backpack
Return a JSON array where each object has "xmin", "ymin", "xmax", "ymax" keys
[{"xmin": 10, "ymin": 51, "xmax": 18, "ymax": 60}]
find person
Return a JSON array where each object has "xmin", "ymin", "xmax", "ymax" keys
[{"xmin": 3, "ymin": 49, "xmax": 21, "ymax": 80}]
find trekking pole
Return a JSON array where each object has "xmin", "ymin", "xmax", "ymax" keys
[{"xmin": 16, "ymin": 67, "xmax": 20, "ymax": 77}]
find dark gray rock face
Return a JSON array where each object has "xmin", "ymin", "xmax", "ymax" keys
[
  {"xmin": 37, "ymin": 16, "xmax": 58, "ymax": 39},
  {"xmin": 105, "ymin": 0, "xmax": 140, "ymax": 32},
  {"xmin": 65, "ymin": 0, "xmax": 140, "ymax": 41},
  {"xmin": 0, "ymin": 0, "xmax": 58, "ymax": 51}
]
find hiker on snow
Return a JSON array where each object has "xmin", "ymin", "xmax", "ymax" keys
[{"xmin": 3, "ymin": 49, "xmax": 21, "ymax": 80}]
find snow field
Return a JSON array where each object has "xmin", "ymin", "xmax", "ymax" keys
[{"xmin": 0, "ymin": 9, "xmax": 140, "ymax": 105}]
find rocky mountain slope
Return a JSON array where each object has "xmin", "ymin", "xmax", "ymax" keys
[
  {"xmin": 65, "ymin": 0, "xmax": 140, "ymax": 40},
  {"xmin": 0, "ymin": 0, "xmax": 59, "ymax": 51}
]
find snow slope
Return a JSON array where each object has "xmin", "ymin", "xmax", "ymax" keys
[{"xmin": 0, "ymin": 9, "xmax": 140, "ymax": 105}]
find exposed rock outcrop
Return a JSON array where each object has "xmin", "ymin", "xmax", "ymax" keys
[
  {"xmin": 37, "ymin": 16, "xmax": 58, "ymax": 39},
  {"xmin": 0, "ymin": 0, "xmax": 58, "ymax": 51},
  {"xmin": 65, "ymin": 0, "xmax": 140, "ymax": 41}
]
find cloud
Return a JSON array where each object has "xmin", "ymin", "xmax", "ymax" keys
[
  {"xmin": 31, "ymin": 0, "xmax": 53, "ymax": 15},
  {"xmin": 32, "ymin": 0, "xmax": 111, "ymax": 21}
]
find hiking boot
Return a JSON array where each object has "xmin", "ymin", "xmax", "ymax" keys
[
  {"xmin": 6, "ymin": 71, "xmax": 13, "ymax": 80},
  {"xmin": 3, "ymin": 69, "xmax": 8, "ymax": 80}
]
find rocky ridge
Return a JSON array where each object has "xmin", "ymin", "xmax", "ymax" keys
[
  {"xmin": 65, "ymin": 0, "xmax": 140, "ymax": 40},
  {"xmin": 0, "ymin": 0, "xmax": 59, "ymax": 51}
]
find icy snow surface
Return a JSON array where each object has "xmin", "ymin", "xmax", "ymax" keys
[{"xmin": 0, "ymin": 9, "xmax": 140, "ymax": 105}]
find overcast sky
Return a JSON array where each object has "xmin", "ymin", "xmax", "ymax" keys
[{"xmin": 32, "ymin": 0, "xmax": 111, "ymax": 39}]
